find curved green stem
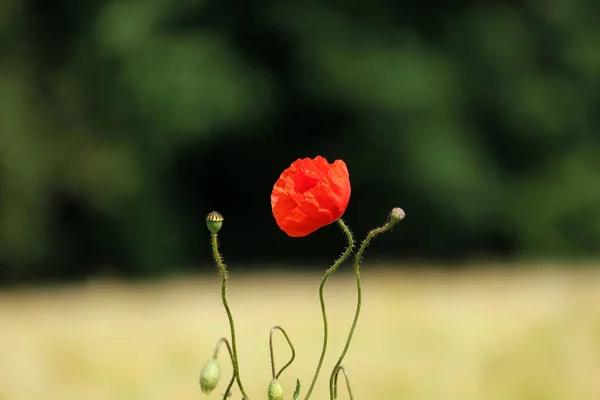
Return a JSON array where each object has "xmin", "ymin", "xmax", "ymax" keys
[
  {"xmin": 269, "ymin": 325, "xmax": 296, "ymax": 379},
  {"xmin": 211, "ymin": 233, "xmax": 250, "ymax": 400},
  {"xmin": 328, "ymin": 210, "xmax": 404, "ymax": 400},
  {"xmin": 333, "ymin": 366, "xmax": 354, "ymax": 400},
  {"xmin": 212, "ymin": 338, "xmax": 237, "ymax": 400},
  {"xmin": 303, "ymin": 219, "xmax": 354, "ymax": 400}
]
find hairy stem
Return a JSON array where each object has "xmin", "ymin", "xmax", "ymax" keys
[
  {"xmin": 213, "ymin": 338, "xmax": 237, "ymax": 400},
  {"xmin": 211, "ymin": 233, "xmax": 250, "ymax": 400},
  {"xmin": 303, "ymin": 219, "xmax": 354, "ymax": 400},
  {"xmin": 333, "ymin": 366, "xmax": 354, "ymax": 400},
  {"xmin": 269, "ymin": 325, "xmax": 296, "ymax": 379},
  {"xmin": 328, "ymin": 210, "xmax": 404, "ymax": 399}
]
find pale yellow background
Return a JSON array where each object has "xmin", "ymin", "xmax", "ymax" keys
[{"xmin": 1, "ymin": 267, "xmax": 599, "ymax": 400}]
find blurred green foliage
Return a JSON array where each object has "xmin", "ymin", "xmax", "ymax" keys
[{"xmin": 1, "ymin": 0, "xmax": 600, "ymax": 282}]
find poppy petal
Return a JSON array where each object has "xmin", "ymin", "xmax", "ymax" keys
[{"xmin": 271, "ymin": 156, "xmax": 351, "ymax": 237}]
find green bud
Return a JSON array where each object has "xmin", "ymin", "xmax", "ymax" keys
[
  {"xmin": 206, "ymin": 211, "xmax": 224, "ymax": 234},
  {"xmin": 199, "ymin": 358, "xmax": 220, "ymax": 394},
  {"xmin": 268, "ymin": 379, "xmax": 284, "ymax": 400}
]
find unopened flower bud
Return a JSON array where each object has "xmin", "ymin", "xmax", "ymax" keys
[
  {"xmin": 268, "ymin": 379, "xmax": 284, "ymax": 400},
  {"xmin": 206, "ymin": 211, "xmax": 224, "ymax": 234},
  {"xmin": 390, "ymin": 207, "xmax": 405, "ymax": 222},
  {"xmin": 199, "ymin": 358, "xmax": 220, "ymax": 394}
]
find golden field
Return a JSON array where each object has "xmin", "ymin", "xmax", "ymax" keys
[{"xmin": 1, "ymin": 266, "xmax": 600, "ymax": 400}]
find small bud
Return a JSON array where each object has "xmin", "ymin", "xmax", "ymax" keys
[
  {"xmin": 268, "ymin": 379, "xmax": 284, "ymax": 400},
  {"xmin": 199, "ymin": 358, "xmax": 220, "ymax": 394},
  {"xmin": 390, "ymin": 207, "xmax": 405, "ymax": 222},
  {"xmin": 206, "ymin": 211, "xmax": 224, "ymax": 233}
]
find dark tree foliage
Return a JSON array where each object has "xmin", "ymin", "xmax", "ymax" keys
[{"xmin": 1, "ymin": 0, "xmax": 599, "ymax": 283}]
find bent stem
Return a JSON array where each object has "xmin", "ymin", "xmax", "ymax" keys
[
  {"xmin": 211, "ymin": 233, "xmax": 250, "ymax": 400},
  {"xmin": 333, "ymin": 366, "xmax": 354, "ymax": 400},
  {"xmin": 328, "ymin": 211, "xmax": 403, "ymax": 400},
  {"xmin": 269, "ymin": 325, "xmax": 297, "ymax": 379},
  {"xmin": 213, "ymin": 338, "xmax": 237, "ymax": 400},
  {"xmin": 303, "ymin": 219, "xmax": 354, "ymax": 400}
]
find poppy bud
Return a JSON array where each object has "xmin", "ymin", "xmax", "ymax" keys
[
  {"xmin": 206, "ymin": 211, "xmax": 224, "ymax": 234},
  {"xmin": 268, "ymin": 379, "xmax": 284, "ymax": 400},
  {"xmin": 199, "ymin": 358, "xmax": 220, "ymax": 394},
  {"xmin": 390, "ymin": 207, "xmax": 405, "ymax": 222}
]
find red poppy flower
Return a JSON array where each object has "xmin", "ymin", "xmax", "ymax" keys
[{"xmin": 271, "ymin": 156, "xmax": 351, "ymax": 237}]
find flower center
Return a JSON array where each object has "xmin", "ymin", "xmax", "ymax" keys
[{"xmin": 293, "ymin": 172, "xmax": 319, "ymax": 194}]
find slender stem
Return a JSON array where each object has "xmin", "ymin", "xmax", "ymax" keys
[
  {"xmin": 328, "ymin": 246, "xmax": 363, "ymax": 400},
  {"xmin": 303, "ymin": 219, "xmax": 354, "ymax": 400},
  {"xmin": 269, "ymin": 325, "xmax": 296, "ymax": 379},
  {"xmin": 328, "ymin": 211, "xmax": 403, "ymax": 400},
  {"xmin": 211, "ymin": 233, "xmax": 250, "ymax": 400},
  {"xmin": 213, "ymin": 338, "xmax": 237, "ymax": 400},
  {"xmin": 333, "ymin": 366, "xmax": 354, "ymax": 400}
]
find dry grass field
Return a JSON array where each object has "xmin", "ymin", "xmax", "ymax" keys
[{"xmin": 1, "ymin": 266, "xmax": 600, "ymax": 400}]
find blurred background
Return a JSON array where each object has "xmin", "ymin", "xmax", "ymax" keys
[{"xmin": 1, "ymin": 0, "xmax": 600, "ymax": 399}]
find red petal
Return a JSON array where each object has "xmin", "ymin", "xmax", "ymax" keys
[{"xmin": 271, "ymin": 156, "xmax": 351, "ymax": 237}]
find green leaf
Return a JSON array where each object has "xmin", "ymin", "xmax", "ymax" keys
[{"xmin": 292, "ymin": 379, "xmax": 301, "ymax": 400}]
